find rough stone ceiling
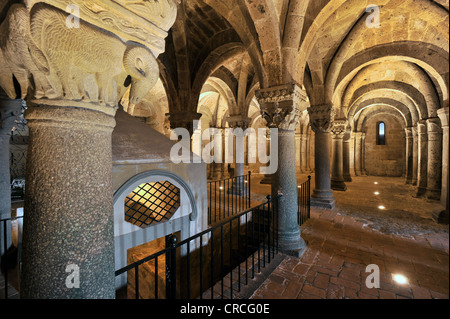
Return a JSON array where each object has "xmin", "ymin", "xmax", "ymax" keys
[
  {"xmin": 151, "ymin": 0, "xmax": 447, "ymax": 128},
  {"xmin": 295, "ymin": 0, "xmax": 449, "ymax": 130}
]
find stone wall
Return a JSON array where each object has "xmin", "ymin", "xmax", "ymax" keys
[{"xmin": 364, "ymin": 114, "xmax": 405, "ymax": 177}]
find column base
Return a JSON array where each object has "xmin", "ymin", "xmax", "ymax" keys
[
  {"xmin": 331, "ymin": 179, "xmax": 347, "ymax": 191},
  {"xmin": 311, "ymin": 190, "xmax": 336, "ymax": 209},
  {"xmin": 278, "ymin": 230, "xmax": 307, "ymax": 258},
  {"xmin": 415, "ymin": 187, "xmax": 427, "ymax": 198},
  {"xmin": 432, "ymin": 208, "xmax": 449, "ymax": 225},
  {"xmin": 425, "ymin": 189, "xmax": 441, "ymax": 201},
  {"xmin": 343, "ymin": 174, "xmax": 353, "ymax": 182}
]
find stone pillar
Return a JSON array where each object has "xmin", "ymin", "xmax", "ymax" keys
[
  {"xmin": 353, "ymin": 132, "xmax": 362, "ymax": 176},
  {"xmin": 433, "ymin": 107, "xmax": 449, "ymax": 224},
  {"xmin": 331, "ymin": 120, "xmax": 347, "ymax": 191},
  {"xmin": 21, "ymin": 103, "xmax": 116, "ymax": 299},
  {"xmin": 416, "ymin": 120, "xmax": 428, "ymax": 197},
  {"xmin": 0, "ymin": 0, "xmax": 177, "ymax": 298},
  {"xmin": 305, "ymin": 129, "xmax": 313, "ymax": 172},
  {"xmin": 343, "ymin": 129, "xmax": 352, "ymax": 182},
  {"xmin": 425, "ymin": 117, "xmax": 442, "ymax": 201},
  {"xmin": 256, "ymin": 84, "xmax": 308, "ymax": 256},
  {"xmin": 412, "ymin": 127, "xmax": 418, "ymax": 185},
  {"xmin": 226, "ymin": 116, "xmax": 250, "ymax": 195},
  {"xmin": 0, "ymin": 98, "xmax": 22, "ymax": 256},
  {"xmin": 405, "ymin": 127, "xmax": 414, "ymax": 184},
  {"xmin": 259, "ymin": 128, "xmax": 273, "ymax": 184},
  {"xmin": 361, "ymin": 132, "xmax": 367, "ymax": 175},
  {"xmin": 308, "ymin": 105, "xmax": 336, "ymax": 209},
  {"xmin": 301, "ymin": 134, "xmax": 308, "ymax": 173},
  {"xmin": 295, "ymin": 131, "xmax": 302, "ymax": 172}
]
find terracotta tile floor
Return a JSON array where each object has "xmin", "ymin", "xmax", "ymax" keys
[{"xmin": 249, "ymin": 174, "xmax": 449, "ymax": 299}]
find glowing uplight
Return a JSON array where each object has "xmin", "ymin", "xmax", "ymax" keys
[
  {"xmin": 219, "ymin": 186, "xmax": 224, "ymax": 190},
  {"xmin": 374, "ymin": 192, "xmax": 380, "ymax": 195},
  {"xmin": 374, "ymin": 182, "xmax": 378, "ymax": 185},
  {"xmin": 298, "ymin": 185, "xmax": 302, "ymax": 188},
  {"xmin": 378, "ymin": 205, "xmax": 385, "ymax": 210},
  {"xmin": 392, "ymin": 274, "xmax": 409, "ymax": 285}
]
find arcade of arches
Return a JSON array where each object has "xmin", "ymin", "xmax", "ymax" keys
[{"xmin": 0, "ymin": 0, "xmax": 448, "ymax": 299}]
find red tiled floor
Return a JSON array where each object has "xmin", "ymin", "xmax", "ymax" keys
[{"xmin": 249, "ymin": 201, "xmax": 448, "ymax": 299}]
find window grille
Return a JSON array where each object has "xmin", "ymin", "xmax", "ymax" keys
[{"xmin": 125, "ymin": 181, "xmax": 180, "ymax": 227}]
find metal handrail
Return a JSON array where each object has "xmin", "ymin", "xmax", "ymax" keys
[
  {"xmin": 115, "ymin": 195, "xmax": 281, "ymax": 300},
  {"xmin": 297, "ymin": 176, "xmax": 311, "ymax": 226},
  {"xmin": 207, "ymin": 171, "xmax": 252, "ymax": 225}
]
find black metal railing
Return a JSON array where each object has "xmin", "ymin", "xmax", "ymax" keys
[
  {"xmin": 1, "ymin": 215, "xmax": 23, "ymax": 299},
  {"xmin": 297, "ymin": 176, "xmax": 311, "ymax": 226},
  {"xmin": 207, "ymin": 172, "xmax": 251, "ymax": 225},
  {"xmin": 115, "ymin": 195, "xmax": 279, "ymax": 300}
]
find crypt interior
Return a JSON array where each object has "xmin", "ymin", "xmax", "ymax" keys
[{"xmin": 0, "ymin": 0, "xmax": 448, "ymax": 299}]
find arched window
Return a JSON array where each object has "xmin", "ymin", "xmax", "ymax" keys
[{"xmin": 377, "ymin": 121, "xmax": 386, "ymax": 145}]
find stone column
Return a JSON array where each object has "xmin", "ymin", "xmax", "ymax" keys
[
  {"xmin": 425, "ymin": 117, "xmax": 442, "ymax": 201},
  {"xmin": 256, "ymin": 84, "xmax": 308, "ymax": 256},
  {"xmin": 331, "ymin": 120, "xmax": 347, "ymax": 191},
  {"xmin": 405, "ymin": 127, "xmax": 414, "ymax": 184},
  {"xmin": 300, "ymin": 134, "xmax": 308, "ymax": 173},
  {"xmin": 415, "ymin": 120, "xmax": 428, "ymax": 197},
  {"xmin": 0, "ymin": 97, "xmax": 22, "ymax": 256},
  {"xmin": 361, "ymin": 132, "xmax": 367, "ymax": 175},
  {"xmin": 433, "ymin": 107, "xmax": 449, "ymax": 224},
  {"xmin": 21, "ymin": 103, "xmax": 117, "ymax": 299},
  {"xmin": 295, "ymin": 131, "xmax": 302, "ymax": 172},
  {"xmin": 0, "ymin": 0, "xmax": 177, "ymax": 298},
  {"xmin": 308, "ymin": 105, "xmax": 336, "ymax": 209},
  {"xmin": 343, "ymin": 128, "xmax": 352, "ymax": 182},
  {"xmin": 412, "ymin": 127, "xmax": 418, "ymax": 185},
  {"xmin": 226, "ymin": 116, "xmax": 250, "ymax": 195},
  {"xmin": 353, "ymin": 132, "xmax": 362, "ymax": 176},
  {"xmin": 259, "ymin": 128, "xmax": 273, "ymax": 184},
  {"xmin": 305, "ymin": 129, "xmax": 313, "ymax": 172}
]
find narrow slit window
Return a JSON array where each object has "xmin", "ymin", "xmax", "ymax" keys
[{"xmin": 377, "ymin": 122, "xmax": 386, "ymax": 145}]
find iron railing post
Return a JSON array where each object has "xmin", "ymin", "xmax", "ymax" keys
[{"xmin": 166, "ymin": 234, "xmax": 177, "ymax": 299}]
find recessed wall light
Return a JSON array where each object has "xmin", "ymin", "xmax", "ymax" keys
[
  {"xmin": 392, "ymin": 274, "xmax": 408, "ymax": 285},
  {"xmin": 374, "ymin": 192, "xmax": 380, "ymax": 195},
  {"xmin": 378, "ymin": 205, "xmax": 385, "ymax": 210},
  {"xmin": 374, "ymin": 182, "xmax": 378, "ymax": 185}
]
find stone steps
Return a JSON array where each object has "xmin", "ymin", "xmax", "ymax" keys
[{"xmin": 300, "ymin": 210, "xmax": 449, "ymax": 294}]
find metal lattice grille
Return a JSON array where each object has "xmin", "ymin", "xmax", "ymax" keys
[{"xmin": 124, "ymin": 181, "xmax": 180, "ymax": 227}]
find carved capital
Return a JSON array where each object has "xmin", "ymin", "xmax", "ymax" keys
[
  {"xmin": 426, "ymin": 117, "xmax": 442, "ymax": 134},
  {"xmin": 308, "ymin": 104, "xmax": 336, "ymax": 133},
  {"xmin": 166, "ymin": 112, "xmax": 202, "ymax": 134},
  {"xmin": 255, "ymin": 84, "xmax": 308, "ymax": 130},
  {"xmin": 417, "ymin": 120, "xmax": 427, "ymax": 134},
  {"xmin": 0, "ymin": 1, "xmax": 177, "ymax": 114},
  {"xmin": 226, "ymin": 115, "xmax": 251, "ymax": 129},
  {"xmin": 331, "ymin": 120, "xmax": 347, "ymax": 139}
]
